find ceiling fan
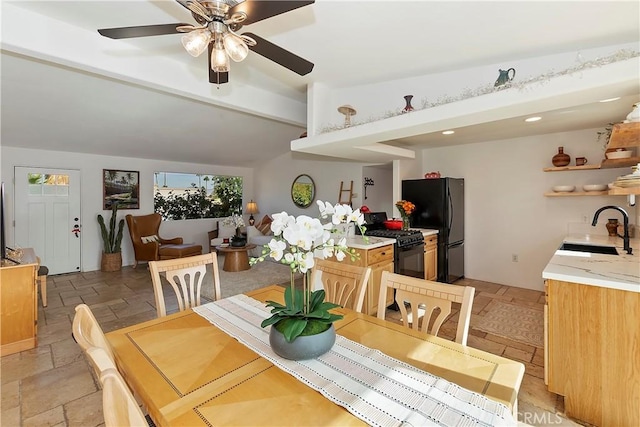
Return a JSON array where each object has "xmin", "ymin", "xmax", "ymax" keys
[{"xmin": 98, "ymin": 0, "xmax": 315, "ymax": 85}]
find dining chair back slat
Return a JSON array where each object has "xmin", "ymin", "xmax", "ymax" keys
[
  {"xmin": 149, "ymin": 252, "xmax": 221, "ymax": 318},
  {"xmin": 311, "ymin": 259, "xmax": 371, "ymax": 312},
  {"xmin": 377, "ymin": 271, "xmax": 475, "ymax": 345}
]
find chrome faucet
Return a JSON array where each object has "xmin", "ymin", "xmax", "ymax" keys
[{"xmin": 591, "ymin": 206, "xmax": 632, "ymax": 255}]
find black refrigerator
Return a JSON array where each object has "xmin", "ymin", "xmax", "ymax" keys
[{"xmin": 402, "ymin": 177, "xmax": 464, "ymax": 283}]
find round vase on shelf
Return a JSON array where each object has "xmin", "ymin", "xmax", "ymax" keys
[
  {"xmin": 269, "ymin": 323, "xmax": 336, "ymax": 360},
  {"xmin": 606, "ymin": 219, "xmax": 619, "ymax": 236},
  {"xmin": 552, "ymin": 146, "xmax": 571, "ymax": 167}
]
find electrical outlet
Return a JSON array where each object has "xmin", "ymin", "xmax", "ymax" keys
[
  {"xmin": 582, "ymin": 214, "xmax": 589, "ymax": 223},
  {"xmin": 512, "ymin": 254, "xmax": 519, "ymax": 262}
]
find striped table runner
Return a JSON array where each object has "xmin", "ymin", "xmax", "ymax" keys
[{"xmin": 193, "ymin": 295, "xmax": 516, "ymax": 427}]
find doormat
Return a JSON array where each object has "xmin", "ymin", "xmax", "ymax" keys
[{"xmin": 472, "ymin": 300, "xmax": 544, "ymax": 348}]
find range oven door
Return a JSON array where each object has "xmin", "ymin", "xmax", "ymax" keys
[{"xmin": 395, "ymin": 243, "xmax": 425, "ymax": 279}]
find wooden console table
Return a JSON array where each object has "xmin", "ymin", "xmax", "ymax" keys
[
  {"xmin": 216, "ymin": 244, "xmax": 257, "ymax": 272},
  {"xmin": 1, "ymin": 248, "xmax": 39, "ymax": 356}
]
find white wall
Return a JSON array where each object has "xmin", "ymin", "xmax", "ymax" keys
[
  {"xmin": 362, "ymin": 165, "xmax": 393, "ymax": 216},
  {"xmin": 1, "ymin": 147, "xmax": 254, "ymax": 272},
  {"xmin": 415, "ymin": 128, "xmax": 638, "ymax": 291},
  {"xmin": 253, "ymin": 152, "xmax": 375, "ymax": 217}
]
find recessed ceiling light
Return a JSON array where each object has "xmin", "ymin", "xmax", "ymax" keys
[
  {"xmin": 525, "ymin": 116, "xmax": 542, "ymax": 122},
  {"xmin": 442, "ymin": 130, "xmax": 455, "ymax": 135},
  {"xmin": 599, "ymin": 97, "xmax": 621, "ymax": 103}
]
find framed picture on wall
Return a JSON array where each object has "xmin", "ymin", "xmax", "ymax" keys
[{"xmin": 103, "ymin": 169, "xmax": 139, "ymax": 209}]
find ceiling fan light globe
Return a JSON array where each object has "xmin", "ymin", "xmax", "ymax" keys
[
  {"xmin": 181, "ymin": 29, "xmax": 211, "ymax": 57},
  {"xmin": 211, "ymin": 42, "xmax": 230, "ymax": 73},
  {"xmin": 223, "ymin": 32, "xmax": 249, "ymax": 62}
]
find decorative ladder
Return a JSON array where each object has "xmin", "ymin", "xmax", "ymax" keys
[{"xmin": 338, "ymin": 181, "xmax": 354, "ymax": 205}]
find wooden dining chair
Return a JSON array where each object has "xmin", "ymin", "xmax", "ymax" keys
[
  {"xmin": 36, "ymin": 256, "xmax": 49, "ymax": 307},
  {"xmin": 311, "ymin": 259, "xmax": 372, "ymax": 313},
  {"xmin": 101, "ymin": 367, "xmax": 150, "ymax": 427},
  {"xmin": 377, "ymin": 271, "xmax": 476, "ymax": 345},
  {"xmin": 72, "ymin": 304, "xmax": 115, "ymax": 364},
  {"xmin": 85, "ymin": 347, "xmax": 151, "ymax": 427},
  {"xmin": 148, "ymin": 252, "xmax": 221, "ymax": 318}
]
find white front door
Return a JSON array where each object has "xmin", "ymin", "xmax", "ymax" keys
[{"xmin": 14, "ymin": 167, "xmax": 81, "ymax": 275}]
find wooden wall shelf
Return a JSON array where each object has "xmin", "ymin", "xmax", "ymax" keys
[
  {"xmin": 600, "ymin": 156, "xmax": 640, "ymax": 169},
  {"xmin": 543, "ymin": 165, "xmax": 601, "ymax": 172},
  {"xmin": 544, "ymin": 191, "xmax": 608, "ymax": 197}
]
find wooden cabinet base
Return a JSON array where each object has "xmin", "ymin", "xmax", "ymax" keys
[
  {"xmin": 546, "ymin": 279, "xmax": 640, "ymax": 426},
  {"xmin": 1, "ymin": 248, "xmax": 38, "ymax": 356},
  {"xmin": 1, "ymin": 337, "xmax": 36, "ymax": 357},
  {"xmin": 335, "ymin": 244, "xmax": 394, "ymax": 316}
]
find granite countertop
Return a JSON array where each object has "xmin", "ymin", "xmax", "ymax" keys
[
  {"xmin": 542, "ymin": 233, "xmax": 640, "ymax": 293},
  {"xmin": 413, "ymin": 228, "xmax": 439, "ymax": 237},
  {"xmin": 343, "ymin": 236, "xmax": 395, "ymax": 250},
  {"xmin": 342, "ymin": 229, "xmax": 438, "ymax": 250}
]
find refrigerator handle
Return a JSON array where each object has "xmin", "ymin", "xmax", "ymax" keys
[{"xmin": 447, "ymin": 188, "xmax": 453, "ymax": 238}]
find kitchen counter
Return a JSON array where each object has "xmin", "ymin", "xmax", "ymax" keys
[
  {"xmin": 342, "ymin": 236, "xmax": 395, "ymax": 250},
  {"xmin": 413, "ymin": 228, "xmax": 439, "ymax": 237},
  {"xmin": 542, "ymin": 233, "xmax": 640, "ymax": 293}
]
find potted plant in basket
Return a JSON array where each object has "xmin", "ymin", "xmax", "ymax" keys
[
  {"xmin": 250, "ymin": 201, "xmax": 367, "ymax": 360},
  {"xmin": 97, "ymin": 203, "xmax": 125, "ymax": 272}
]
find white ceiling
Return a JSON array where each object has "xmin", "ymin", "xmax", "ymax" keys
[{"xmin": 1, "ymin": 1, "xmax": 639, "ymax": 167}]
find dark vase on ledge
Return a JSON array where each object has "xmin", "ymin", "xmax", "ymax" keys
[
  {"xmin": 402, "ymin": 95, "xmax": 414, "ymax": 113},
  {"xmin": 552, "ymin": 146, "xmax": 571, "ymax": 167}
]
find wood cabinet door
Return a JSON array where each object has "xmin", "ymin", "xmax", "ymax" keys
[{"xmin": 424, "ymin": 236, "xmax": 437, "ymax": 281}]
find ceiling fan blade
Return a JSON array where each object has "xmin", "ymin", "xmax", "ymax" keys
[
  {"xmin": 208, "ymin": 44, "xmax": 229, "ymax": 85},
  {"xmin": 98, "ymin": 23, "xmax": 189, "ymax": 39},
  {"xmin": 229, "ymin": 1, "xmax": 314, "ymax": 26},
  {"xmin": 243, "ymin": 33, "xmax": 313, "ymax": 76}
]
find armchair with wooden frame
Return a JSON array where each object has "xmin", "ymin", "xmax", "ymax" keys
[{"xmin": 125, "ymin": 213, "xmax": 202, "ymax": 268}]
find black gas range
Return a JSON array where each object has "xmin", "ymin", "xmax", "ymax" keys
[
  {"xmin": 361, "ymin": 212, "xmax": 425, "ymax": 249},
  {"xmin": 361, "ymin": 212, "xmax": 426, "ymax": 310}
]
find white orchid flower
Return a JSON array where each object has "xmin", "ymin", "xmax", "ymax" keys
[
  {"xmin": 347, "ymin": 209, "xmax": 365, "ymax": 226},
  {"xmin": 283, "ymin": 223, "xmax": 314, "ymax": 251},
  {"xmin": 267, "ymin": 239, "xmax": 286, "ymax": 261},
  {"xmin": 298, "ymin": 251, "xmax": 315, "ymax": 273},
  {"xmin": 271, "ymin": 211, "xmax": 295, "ymax": 236},
  {"xmin": 316, "ymin": 200, "xmax": 335, "ymax": 218}
]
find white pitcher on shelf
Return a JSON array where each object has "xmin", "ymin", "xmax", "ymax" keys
[{"xmin": 626, "ymin": 102, "xmax": 640, "ymax": 122}]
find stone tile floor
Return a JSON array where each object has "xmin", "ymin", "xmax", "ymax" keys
[{"xmin": 1, "ymin": 267, "xmax": 584, "ymax": 426}]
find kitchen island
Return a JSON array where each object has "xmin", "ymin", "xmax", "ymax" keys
[
  {"xmin": 333, "ymin": 235, "xmax": 395, "ymax": 315},
  {"xmin": 542, "ymin": 234, "xmax": 639, "ymax": 427}
]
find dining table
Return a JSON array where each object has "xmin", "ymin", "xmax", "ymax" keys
[{"xmin": 106, "ymin": 285, "xmax": 525, "ymax": 426}]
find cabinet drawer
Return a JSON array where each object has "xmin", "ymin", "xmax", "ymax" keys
[
  {"xmin": 368, "ymin": 245, "xmax": 393, "ymax": 265},
  {"xmin": 425, "ymin": 235, "xmax": 437, "ymax": 247}
]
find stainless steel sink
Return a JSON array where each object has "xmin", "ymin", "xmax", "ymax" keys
[{"xmin": 558, "ymin": 243, "xmax": 618, "ymax": 255}]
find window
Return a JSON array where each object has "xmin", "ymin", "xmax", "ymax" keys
[
  {"xmin": 153, "ymin": 172, "xmax": 243, "ymax": 220},
  {"xmin": 28, "ymin": 173, "xmax": 69, "ymax": 196}
]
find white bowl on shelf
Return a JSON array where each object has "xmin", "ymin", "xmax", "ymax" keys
[
  {"xmin": 583, "ymin": 184, "xmax": 608, "ymax": 192},
  {"xmin": 605, "ymin": 150, "xmax": 632, "ymax": 159},
  {"xmin": 552, "ymin": 185, "xmax": 575, "ymax": 192}
]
